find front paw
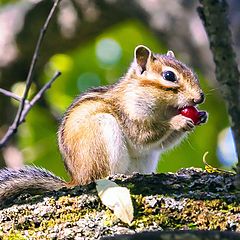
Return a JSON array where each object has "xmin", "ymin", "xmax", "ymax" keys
[{"xmin": 170, "ymin": 114, "xmax": 195, "ymax": 132}]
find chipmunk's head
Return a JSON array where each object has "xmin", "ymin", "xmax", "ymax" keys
[{"xmin": 130, "ymin": 45, "xmax": 205, "ymax": 112}]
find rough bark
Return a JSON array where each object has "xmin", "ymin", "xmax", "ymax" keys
[
  {"xmin": 0, "ymin": 169, "xmax": 239, "ymax": 239},
  {"xmin": 198, "ymin": 0, "xmax": 240, "ymax": 164},
  {"xmin": 102, "ymin": 230, "xmax": 240, "ymax": 240}
]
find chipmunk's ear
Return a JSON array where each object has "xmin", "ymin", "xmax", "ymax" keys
[
  {"xmin": 167, "ymin": 50, "xmax": 175, "ymax": 58},
  {"xmin": 134, "ymin": 45, "xmax": 152, "ymax": 74}
]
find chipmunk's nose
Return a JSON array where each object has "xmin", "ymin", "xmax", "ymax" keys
[{"xmin": 193, "ymin": 92, "xmax": 205, "ymax": 104}]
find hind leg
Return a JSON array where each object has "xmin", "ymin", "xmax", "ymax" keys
[{"xmin": 62, "ymin": 113, "xmax": 129, "ymax": 185}]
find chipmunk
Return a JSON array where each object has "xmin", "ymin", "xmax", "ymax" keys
[{"xmin": 0, "ymin": 45, "xmax": 207, "ymax": 203}]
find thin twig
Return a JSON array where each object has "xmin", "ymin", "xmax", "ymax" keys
[
  {"xmin": 19, "ymin": 71, "xmax": 61, "ymax": 123},
  {"xmin": 12, "ymin": 0, "xmax": 61, "ymax": 132},
  {"xmin": 0, "ymin": 71, "xmax": 61, "ymax": 148},
  {"xmin": 0, "ymin": 88, "xmax": 24, "ymax": 103},
  {"xmin": 0, "ymin": 0, "xmax": 61, "ymax": 149}
]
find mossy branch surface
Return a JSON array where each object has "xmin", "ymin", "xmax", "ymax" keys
[
  {"xmin": 0, "ymin": 168, "xmax": 240, "ymax": 239},
  {"xmin": 197, "ymin": 0, "xmax": 240, "ymax": 165}
]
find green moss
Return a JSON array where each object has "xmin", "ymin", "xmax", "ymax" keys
[
  {"xmin": 2, "ymin": 230, "xmax": 28, "ymax": 240},
  {"xmin": 0, "ymin": 169, "xmax": 240, "ymax": 238},
  {"xmin": 103, "ymin": 209, "xmax": 118, "ymax": 227},
  {"xmin": 129, "ymin": 196, "xmax": 240, "ymax": 231},
  {"xmin": 126, "ymin": 183, "xmax": 135, "ymax": 191}
]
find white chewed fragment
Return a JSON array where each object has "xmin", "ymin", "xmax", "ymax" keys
[{"xmin": 96, "ymin": 179, "xmax": 134, "ymax": 225}]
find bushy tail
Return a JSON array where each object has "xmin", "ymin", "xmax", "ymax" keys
[{"xmin": 0, "ymin": 166, "xmax": 66, "ymax": 205}]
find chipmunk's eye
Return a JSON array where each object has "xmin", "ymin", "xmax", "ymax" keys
[{"xmin": 162, "ymin": 71, "xmax": 177, "ymax": 82}]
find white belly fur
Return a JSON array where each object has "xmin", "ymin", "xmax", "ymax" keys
[
  {"xmin": 126, "ymin": 149, "xmax": 161, "ymax": 174},
  {"xmin": 98, "ymin": 113, "xmax": 168, "ymax": 175}
]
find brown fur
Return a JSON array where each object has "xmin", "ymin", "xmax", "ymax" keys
[
  {"xmin": 59, "ymin": 46, "xmax": 206, "ymax": 185},
  {"xmin": 59, "ymin": 100, "xmax": 112, "ymax": 185},
  {"xmin": 0, "ymin": 45, "xmax": 207, "ymax": 201}
]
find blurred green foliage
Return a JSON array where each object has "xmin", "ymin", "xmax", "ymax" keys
[
  {"xmin": 17, "ymin": 21, "xmax": 230, "ymax": 180},
  {"xmin": 0, "ymin": 0, "xmax": 17, "ymax": 5}
]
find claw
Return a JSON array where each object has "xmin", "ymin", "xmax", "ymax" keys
[{"xmin": 198, "ymin": 111, "xmax": 208, "ymax": 125}]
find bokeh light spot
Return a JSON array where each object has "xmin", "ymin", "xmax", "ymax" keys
[
  {"xmin": 95, "ymin": 38, "xmax": 122, "ymax": 66},
  {"xmin": 77, "ymin": 72, "xmax": 101, "ymax": 92},
  {"xmin": 11, "ymin": 82, "xmax": 35, "ymax": 105},
  {"xmin": 50, "ymin": 54, "xmax": 73, "ymax": 72},
  {"xmin": 11, "ymin": 82, "xmax": 25, "ymax": 98},
  {"xmin": 217, "ymin": 127, "xmax": 238, "ymax": 167}
]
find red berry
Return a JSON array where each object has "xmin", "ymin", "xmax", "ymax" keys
[{"xmin": 178, "ymin": 106, "xmax": 201, "ymax": 125}]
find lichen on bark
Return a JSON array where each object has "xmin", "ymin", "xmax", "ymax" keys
[{"xmin": 0, "ymin": 168, "xmax": 240, "ymax": 239}]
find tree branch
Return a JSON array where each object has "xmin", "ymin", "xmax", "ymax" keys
[
  {"xmin": 0, "ymin": 71, "xmax": 61, "ymax": 148},
  {"xmin": 0, "ymin": 0, "xmax": 62, "ymax": 149},
  {"xmin": 197, "ymin": 0, "xmax": 240, "ymax": 165},
  {"xmin": 19, "ymin": 71, "xmax": 61, "ymax": 123},
  {"xmin": 13, "ymin": 0, "xmax": 61, "ymax": 130},
  {"xmin": 0, "ymin": 169, "xmax": 239, "ymax": 237},
  {"xmin": 0, "ymin": 88, "xmax": 24, "ymax": 103}
]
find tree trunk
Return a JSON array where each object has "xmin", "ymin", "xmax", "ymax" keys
[{"xmin": 198, "ymin": 0, "xmax": 240, "ymax": 164}]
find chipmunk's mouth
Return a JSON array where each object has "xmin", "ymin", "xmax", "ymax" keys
[{"xmin": 176, "ymin": 101, "xmax": 198, "ymax": 110}]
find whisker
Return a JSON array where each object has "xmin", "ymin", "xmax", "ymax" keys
[
  {"xmin": 204, "ymin": 87, "xmax": 220, "ymax": 96},
  {"xmin": 185, "ymin": 137, "xmax": 196, "ymax": 151},
  {"xmin": 206, "ymin": 87, "xmax": 220, "ymax": 93},
  {"xmin": 205, "ymin": 92, "xmax": 214, "ymax": 96}
]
